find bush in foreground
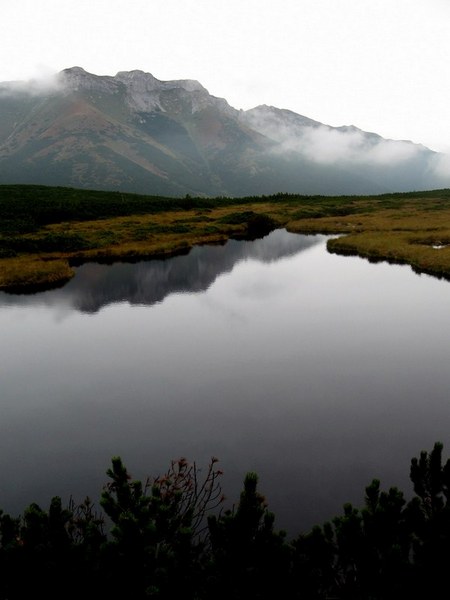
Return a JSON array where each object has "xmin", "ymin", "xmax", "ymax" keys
[{"xmin": 0, "ymin": 443, "xmax": 449, "ymax": 598}]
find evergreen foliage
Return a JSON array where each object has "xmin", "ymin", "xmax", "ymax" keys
[{"xmin": 0, "ymin": 443, "xmax": 450, "ymax": 598}]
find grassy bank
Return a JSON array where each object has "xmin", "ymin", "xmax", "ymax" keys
[{"xmin": 2, "ymin": 185, "xmax": 450, "ymax": 291}]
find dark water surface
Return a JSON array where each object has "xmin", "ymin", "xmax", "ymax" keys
[{"xmin": 1, "ymin": 229, "xmax": 450, "ymax": 536}]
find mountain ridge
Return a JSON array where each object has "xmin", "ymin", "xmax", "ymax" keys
[{"xmin": 0, "ymin": 67, "xmax": 448, "ymax": 196}]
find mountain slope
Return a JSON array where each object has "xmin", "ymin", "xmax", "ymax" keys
[{"xmin": 0, "ymin": 67, "xmax": 448, "ymax": 196}]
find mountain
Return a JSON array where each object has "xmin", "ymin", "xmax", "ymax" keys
[{"xmin": 0, "ymin": 67, "xmax": 448, "ymax": 196}]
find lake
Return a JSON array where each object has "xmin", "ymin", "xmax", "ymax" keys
[{"xmin": 1, "ymin": 228, "xmax": 450, "ymax": 536}]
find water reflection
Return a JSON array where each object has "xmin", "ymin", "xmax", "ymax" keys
[
  {"xmin": 0, "ymin": 229, "xmax": 321, "ymax": 313},
  {"xmin": 1, "ymin": 230, "xmax": 450, "ymax": 537}
]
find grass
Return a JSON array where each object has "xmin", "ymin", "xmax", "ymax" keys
[{"xmin": 2, "ymin": 185, "xmax": 450, "ymax": 291}]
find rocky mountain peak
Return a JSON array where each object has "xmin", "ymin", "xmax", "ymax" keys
[
  {"xmin": 59, "ymin": 66, "xmax": 119, "ymax": 94},
  {"xmin": 55, "ymin": 67, "xmax": 236, "ymax": 117},
  {"xmin": 62, "ymin": 66, "xmax": 88, "ymax": 75},
  {"xmin": 243, "ymin": 105, "xmax": 322, "ymax": 128},
  {"xmin": 0, "ymin": 66, "xmax": 446, "ymax": 197},
  {"xmin": 115, "ymin": 70, "xmax": 206, "ymax": 94},
  {"xmin": 115, "ymin": 70, "xmax": 159, "ymax": 90},
  {"xmin": 113, "ymin": 69, "xmax": 232, "ymax": 116}
]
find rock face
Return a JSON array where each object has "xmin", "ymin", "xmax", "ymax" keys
[{"xmin": 0, "ymin": 67, "xmax": 448, "ymax": 196}]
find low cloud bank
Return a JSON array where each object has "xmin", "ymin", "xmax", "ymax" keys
[
  {"xmin": 430, "ymin": 152, "xmax": 450, "ymax": 180},
  {"xmin": 285, "ymin": 125, "xmax": 421, "ymax": 166},
  {"xmin": 0, "ymin": 71, "xmax": 62, "ymax": 97},
  {"xmin": 246, "ymin": 113, "xmax": 422, "ymax": 165},
  {"xmin": 243, "ymin": 107, "xmax": 450, "ymax": 185}
]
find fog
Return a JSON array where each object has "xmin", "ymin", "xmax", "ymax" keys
[
  {"xmin": 0, "ymin": 70, "xmax": 63, "ymax": 97},
  {"xmin": 281, "ymin": 125, "xmax": 422, "ymax": 166},
  {"xmin": 430, "ymin": 153, "xmax": 450, "ymax": 180},
  {"xmin": 242, "ymin": 106, "xmax": 450, "ymax": 183}
]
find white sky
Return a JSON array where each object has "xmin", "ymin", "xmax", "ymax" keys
[{"xmin": 1, "ymin": 0, "xmax": 450, "ymax": 152}]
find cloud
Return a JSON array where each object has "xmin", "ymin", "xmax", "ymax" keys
[
  {"xmin": 248, "ymin": 112, "xmax": 423, "ymax": 166},
  {"xmin": 428, "ymin": 152, "xmax": 450, "ymax": 181},
  {"xmin": 241, "ymin": 106, "xmax": 450, "ymax": 188},
  {"xmin": 281, "ymin": 124, "xmax": 450, "ymax": 184},
  {"xmin": 0, "ymin": 67, "xmax": 62, "ymax": 97}
]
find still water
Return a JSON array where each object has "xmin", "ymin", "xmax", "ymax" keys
[{"xmin": 1, "ymin": 229, "xmax": 450, "ymax": 535}]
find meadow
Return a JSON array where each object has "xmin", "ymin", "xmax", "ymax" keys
[{"xmin": 2, "ymin": 185, "xmax": 450, "ymax": 291}]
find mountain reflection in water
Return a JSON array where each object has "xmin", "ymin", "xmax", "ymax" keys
[
  {"xmin": 2, "ymin": 229, "xmax": 450, "ymax": 536},
  {"xmin": 0, "ymin": 230, "xmax": 321, "ymax": 313}
]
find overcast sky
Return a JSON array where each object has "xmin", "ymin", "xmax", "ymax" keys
[{"xmin": 2, "ymin": 0, "xmax": 449, "ymax": 152}]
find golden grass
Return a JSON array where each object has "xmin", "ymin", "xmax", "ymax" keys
[
  {"xmin": 0, "ymin": 256, "xmax": 75, "ymax": 291},
  {"xmin": 308, "ymin": 208, "xmax": 450, "ymax": 279},
  {"xmin": 4, "ymin": 194, "xmax": 450, "ymax": 291}
]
